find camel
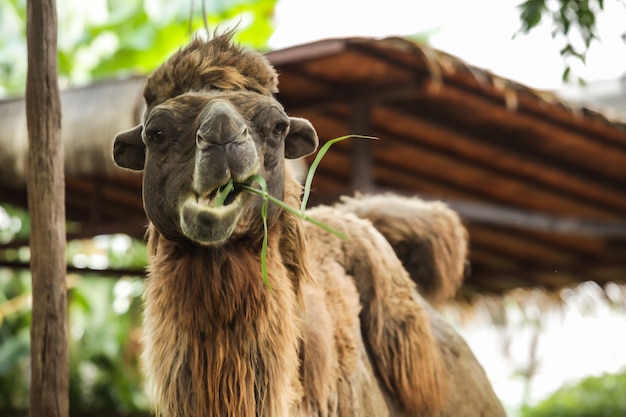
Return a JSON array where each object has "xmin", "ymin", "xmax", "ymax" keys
[{"xmin": 112, "ymin": 32, "xmax": 506, "ymax": 417}]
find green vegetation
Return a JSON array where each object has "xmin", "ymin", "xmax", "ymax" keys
[
  {"xmin": 516, "ymin": 0, "xmax": 608, "ymax": 82},
  {"xmin": 0, "ymin": 272, "xmax": 148, "ymax": 412},
  {"xmin": 0, "ymin": 269, "xmax": 30, "ymax": 410},
  {"xmin": 0, "ymin": 0, "xmax": 277, "ymax": 97},
  {"xmin": 67, "ymin": 275, "xmax": 146, "ymax": 412},
  {"xmin": 0, "ymin": 204, "xmax": 149, "ymax": 412},
  {"xmin": 521, "ymin": 369, "xmax": 626, "ymax": 417}
]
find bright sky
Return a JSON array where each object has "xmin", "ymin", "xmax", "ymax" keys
[{"xmin": 269, "ymin": 0, "xmax": 626, "ymax": 91}]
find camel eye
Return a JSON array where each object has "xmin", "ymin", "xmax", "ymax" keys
[
  {"xmin": 272, "ymin": 122, "xmax": 288, "ymax": 136},
  {"xmin": 147, "ymin": 129, "xmax": 165, "ymax": 143}
]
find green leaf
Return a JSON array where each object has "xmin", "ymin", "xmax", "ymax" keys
[
  {"xmin": 300, "ymin": 134, "xmax": 377, "ymax": 214},
  {"xmin": 243, "ymin": 184, "xmax": 347, "ymax": 239},
  {"xmin": 562, "ymin": 65, "xmax": 571, "ymax": 82},
  {"xmin": 518, "ymin": 0, "xmax": 546, "ymax": 31}
]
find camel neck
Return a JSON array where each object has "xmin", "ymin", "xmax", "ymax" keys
[
  {"xmin": 152, "ymin": 238, "xmax": 272, "ymax": 321},
  {"xmin": 142, "ymin": 228, "xmax": 303, "ymax": 417}
]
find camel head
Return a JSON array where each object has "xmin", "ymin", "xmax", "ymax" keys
[
  {"xmin": 112, "ymin": 35, "xmax": 318, "ymax": 246},
  {"xmin": 113, "ymin": 91, "xmax": 317, "ymax": 245}
]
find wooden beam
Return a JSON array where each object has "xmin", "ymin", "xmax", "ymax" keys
[
  {"xmin": 0, "ymin": 221, "xmax": 147, "ymax": 251},
  {"xmin": 445, "ymin": 198, "xmax": 626, "ymax": 238},
  {"xmin": 0, "ymin": 261, "xmax": 145, "ymax": 278},
  {"xmin": 266, "ymin": 38, "xmax": 348, "ymax": 67}
]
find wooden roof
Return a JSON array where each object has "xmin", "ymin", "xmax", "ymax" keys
[
  {"xmin": 268, "ymin": 37, "xmax": 626, "ymax": 297},
  {"xmin": 1, "ymin": 36, "xmax": 625, "ymax": 298}
]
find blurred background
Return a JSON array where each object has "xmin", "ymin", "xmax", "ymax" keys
[{"xmin": 1, "ymin": 0, "xmax": 626, "ymax": 415}]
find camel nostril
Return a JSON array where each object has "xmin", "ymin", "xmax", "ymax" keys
[
  {"xmin": 196, "ymin": 126, "xmax": 249, "ymax": 150},
  {"xmin": 196, "ymin": 131, "xmax": 208, "ymax": 149}
]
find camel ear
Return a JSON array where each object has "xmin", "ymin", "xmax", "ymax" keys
[
  {"xmin": 113, "ymin": 125, "xmax": 145, "ymax": 171},
  {"xmin": 285, "ymin": 117, "xmax": 318, "ymax": 159}
]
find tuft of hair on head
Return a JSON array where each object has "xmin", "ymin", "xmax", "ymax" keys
[{"xmin": 143, "ymin": 28, "xmax": 279, "ymax": 111}]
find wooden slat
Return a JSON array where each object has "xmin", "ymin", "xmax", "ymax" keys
[
  {"xmin": 369, "ymin": 105, "xmax": 626, "ymax": 215},
  {"xmin": 307, "ymin": 111, "xmax": 621, "ymax": 220},
  {"xmin": 290, "ymin": 50, "xmax": 415, "ymax": 86},
  {"xmin": 414, "ymin": 87, "xmax": 626, "ymax": 180}
]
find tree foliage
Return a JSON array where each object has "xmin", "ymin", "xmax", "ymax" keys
[
  {"xmin": 521, "ymin": 369, "xmax": 626, "ymax": 417},
  {"xmin": 516, "ymin": 0, "xmax": 619, "ymax": 82},
  {"xmin": 0, "ymin": 204, "xmax": 150, "ymax": 413},
  {"xmin": 0, "ymin": 0, "xmax": 277, "ymax": 97}
]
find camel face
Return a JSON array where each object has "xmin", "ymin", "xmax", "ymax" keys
[{"xmin": 113, "ymin": 90, "xmax": 319, "ymax": 246}]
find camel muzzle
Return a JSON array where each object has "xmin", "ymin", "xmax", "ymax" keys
[{"xmin": 192, "ymin": 100, "xmax": 260, "ymax": 197}]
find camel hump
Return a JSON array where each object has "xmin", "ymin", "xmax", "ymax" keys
[{"xmin": 335, "ymin": 194, "xmax": 468, "ymax": 306}]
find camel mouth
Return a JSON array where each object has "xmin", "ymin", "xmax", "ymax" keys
[
  {"xmin": 198, "ymin": 183, "xmax": 243, "ymax": 208},
  {"xmin": 179, "ymin": 183, "xmax": 249, "ymax": 245}
]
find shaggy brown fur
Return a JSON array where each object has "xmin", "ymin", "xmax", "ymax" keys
[
  {"xmin": 143, "ymin": 193, "xmax": 304, "ymax": 416},
  {"xmin": 335, "ymin": 194, "xmax": 468, "ymax": 306},
  {"xmin": 113, "ymin": 32, "xmax": 506, "ymax": 417},
  {"xmin": 302, "ymin": 204, "xmax": 447, "ymax": 413}
]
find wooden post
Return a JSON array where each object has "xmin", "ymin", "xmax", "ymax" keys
[
  {"xmin": 25, "ymin": 0, "xmax": 68, "ymax": 417},
  {"xmin": 350, "ymin": 101, "xmax": 374, "ymax": 193}
]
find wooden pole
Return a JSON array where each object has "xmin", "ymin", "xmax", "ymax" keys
[
  {"xmin": 350, "ymin": 101, "xmax": 374, "ymax": 193},
  {"xmin": 25, "ymin": 0, "xmax": 68, "ymax": 416}
]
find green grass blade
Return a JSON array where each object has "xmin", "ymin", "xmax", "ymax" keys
[
  {"xmin": 300, "ymin": 134, "xmax": 377, "ymax": 214},
  {"xmin": 212, "ymin": 181, "xmax": 234, "ymax": 207},
  {"xmin": 239, "ymin": 184, "xmax": 346, "ymax": 239},
  {"xmin": 246, "ymin": 175, "xmax": 272, "ymax": 290},
  {"xmin": 260, "ymin": 194, "xmax": 270, "ymax": 289}
]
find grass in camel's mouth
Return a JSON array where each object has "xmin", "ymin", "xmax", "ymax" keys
[
  {"xmin": 201, "ymin": 179, "xmax": 252, "ymax": 208},
  {"xmin": 211, "ymin": 181, "xmax": 238, "ymax": 207}
]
